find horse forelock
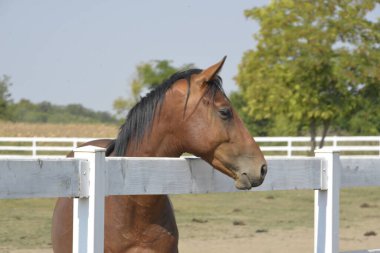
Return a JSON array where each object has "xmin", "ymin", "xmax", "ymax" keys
[
  {"xmin": 204, "ymin": 76, "xmax": 226, "ymax": 102},
  {"xmin": 113, "ymin": 68, "xmax": 225, "ymax": 156}
]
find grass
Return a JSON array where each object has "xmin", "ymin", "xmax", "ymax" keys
[
  {"xmin": 0, "ymin": 198, "xmax": 56, "ymax": 250},
  {"xmin": 0, "ymin": 122, "xmax": 379, "ymax": 250},
  {"xmin": 172, "ymin": 187, "xmax": 380, "ymax": 240},
  {"xmin": 171, "ymin": 190, "xmax": 315, "ymax": 240},
  {"xmin": 0, "ymin": 188, "xmax": 379, "ymax": 250}
]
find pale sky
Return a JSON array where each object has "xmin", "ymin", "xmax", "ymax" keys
[
  {"xmin": 0, "ymin": 0, "xmax": 268, "ymax": 112},
  {"xmin": 1, "ymin": 1, "xmax": 378, "ymax": 112}
]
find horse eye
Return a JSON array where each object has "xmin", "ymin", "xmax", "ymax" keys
[{"xmin": 218, "ymin": 108, "xmax": 232, "ymax": 120}]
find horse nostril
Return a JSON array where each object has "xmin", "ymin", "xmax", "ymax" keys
[{"xmin": 260, "ymin": 164, "xmax": 267, "ymax": 178}]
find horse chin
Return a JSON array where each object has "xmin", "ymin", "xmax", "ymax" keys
[
  {"xmin": 234, "ymin": 174, "xmax": 253, "ymax": 190},
  {"xmin": 210, "ymin": 158, "xmax": 259, "ymax": 190}
]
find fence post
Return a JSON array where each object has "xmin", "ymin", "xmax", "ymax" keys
[
  {"xmin": 287, "ymin": 139, "xmax": 292, "ymax": 157},
  {"xmin": 314, "ymin": 148, "xmax": 341, "ymax": 253},
  {"xmin": 73, "ymin": 139, "xmax": 78, "ymax": 149},
  {"xmin": 32, "ymin": 137, "xmax": 37, "ymax": 157},
  {"xmin": 73, "ymin": 146, "xmax": 106, "ymax": 253}
]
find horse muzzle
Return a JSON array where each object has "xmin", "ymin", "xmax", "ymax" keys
[{"xmin": 234, "ymin": 164, "xmax": 267, "ymax": 190}]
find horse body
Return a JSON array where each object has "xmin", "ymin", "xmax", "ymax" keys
[
  {"xmin": 52, "ymin": 57, "xmax": 267, "ymax": 253},
  {"xmin": 52, "ymin": 138, "xmax": 179, "ymax": 253},
  {"xmin": 53, "ymin": 193, "xmax": 178, "ymax": 253}
]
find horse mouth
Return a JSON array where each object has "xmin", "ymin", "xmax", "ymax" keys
[
  {"xmin": 234, "ymin": 173, "xmax": 264, "ymax": 190},
  {"xmin": 210, "ymin": 158, "xmax": 264, "ymax": 190},
  {"xmin": 234, "ymin": 173, "xmax": 253, "ymax": 190}
]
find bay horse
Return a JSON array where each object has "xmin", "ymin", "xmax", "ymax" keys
[{"xmin": 51, "ymin": 57, "xmax": 267, "ymax": 253}]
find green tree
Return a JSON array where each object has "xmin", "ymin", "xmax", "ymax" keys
[
  {"xmin": 0, "ymin": 75, "xmax": 13, "ymax": 120},
  {"xmin": 113, "ymin": 60, "xmax": 194, "ymax": 118},
  {"xmin": 236, "ymin": 0, "xmax": 380, "ymax": 151},
  {"xmin": 230, "ymin": 91, "xmax": 271, "ymax": 136}
]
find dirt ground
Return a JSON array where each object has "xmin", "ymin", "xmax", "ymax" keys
[
  {"xmin": 179, "ymin": 226, "xmax": 379, "ymax": 253},
  {"xmin": 4, "ymin": 226, "xmax": 379, "ymax": 253}
]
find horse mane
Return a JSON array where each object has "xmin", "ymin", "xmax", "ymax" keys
[{"xmin": 110, "ymin": 68, "xmax": 225, "ymax": 156}]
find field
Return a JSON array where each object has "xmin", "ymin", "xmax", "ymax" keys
[
  {"xmin": 0, "ymin": 122, "xmax": 379, "ymax": 253},
  {"xmin": 0, "ymin": 122, "xmax": 118, "ymax": 138}
]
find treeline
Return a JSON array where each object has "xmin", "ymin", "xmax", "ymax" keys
[
  {"xmin": 0, "ymin": 76, "xmax": 117, "ymax": 124},
  {"xmin": 8, "ymin": 99, "xmax": 117, "ymax": 124}
]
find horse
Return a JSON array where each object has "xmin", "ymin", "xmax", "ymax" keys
[{"xmin": 51, "ymin": 57, "xmax": 267, "ymax": 253}]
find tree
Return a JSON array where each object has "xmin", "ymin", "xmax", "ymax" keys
[
  {"xmin": 0, "ymin": 75, "xmax": 13, "ymax": 120},
  {"xmin": 113, "ymin": 60, "xmax": 194, "ymax": 118},
  {"xmin": 230, "ymin": 91, "xmax": 272, "ymax": 136},
  {"xmin": 236, "ymin": 0, "xmax": 380, "ymax": 151}
]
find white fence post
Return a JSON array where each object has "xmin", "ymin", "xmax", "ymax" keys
[
  {"xmin": 287, "ymin": 139, "xmax": 292, "ymax": 157},
  {"xmin": 73, "ymin": 146, "xmax": 106, "ymax": 253},
  {"xmin": 314, "ymin": 148, "xmax": 341, "ymax": 253},
  {"xmin": 32, "ymin": 138, "xmax": 37, "ymax": 157},
  {"xmin": 333, "ymin": 136, "xmax": 338, "ymax": 148}
]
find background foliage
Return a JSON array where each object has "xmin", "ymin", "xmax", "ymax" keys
[
  {"xmin": 8, "ymin": 100, "xmax": 117, "ymax": 124},
  {"xmin": 0, "ymin": 76, "xmax": 117, "ymax": 124},
  {"xmin": 234, "ymin": 0, "xmax": 380, "ymax": 149},
  {"xmin": 0, "ymin": 75, "xmax": 13, "ymax": 120},
  {"xmin": 113, "ymin": 60, "xmax": 194, "ymax": 119}
]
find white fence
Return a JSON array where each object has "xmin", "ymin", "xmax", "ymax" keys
[
  {"xmin": 255, "ymin": 136, "xmax": 380, "ymax": 157},
  {"xmin": 0, "ymin": 147, "xmax": 380, "ymax": 253},
  {"xmin": 0, "ymin": 137, "xmax": 92, "ymax": 157},
  {"xmin": 1, "ymin": 136, "xmax": 380, "ymax": 157}
]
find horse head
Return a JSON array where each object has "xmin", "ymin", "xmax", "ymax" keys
[
  {"xmin": 165, "ymin": 57, "xmax": 267, "ymax": 189},
  {"xmin": 114, "ymin": 57, "xmax": 267, "ymax": 190}
]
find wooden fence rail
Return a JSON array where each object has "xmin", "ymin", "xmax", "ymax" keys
[{"xmin": 0, "ymin": 146, "xmax": 379, "ymax": 253}]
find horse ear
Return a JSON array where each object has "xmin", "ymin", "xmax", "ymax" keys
[{"xmin": 195, "ymin": 56, "xmax": 227, "ymax": 84}]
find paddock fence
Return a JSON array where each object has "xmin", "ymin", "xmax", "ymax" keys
[
  {"xmin": 0, "ymin": 147, "xmax": 379, "ymax": 253},
  {"xmin": 1, "ymin": 136, "xmax": 380, "ymax": 157}
]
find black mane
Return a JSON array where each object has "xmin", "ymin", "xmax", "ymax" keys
[{"xmin": 110, "ymin": 68, "xmax": 225, "ymax": 156}]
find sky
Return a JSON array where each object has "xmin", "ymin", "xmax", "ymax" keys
[
  {"xmin": 0, "ymin": 0, "xmax": 268, "ymax": 112},
  {"xmin": 1, "ymin": 1, "xmax": 379, "ymax": 113}
]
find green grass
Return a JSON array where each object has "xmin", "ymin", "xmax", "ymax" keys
[
  {"xmin": 0, "ymin": 188, "xmax": 379, "ymax": 250},
  {"xmin": 0, "ymin": 198, "xmax": 56, "ymax": 250},
  {"xmin": 171, "ymin": 190, "xmax": 315, "ymax": 240}
]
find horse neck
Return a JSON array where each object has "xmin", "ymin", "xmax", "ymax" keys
[
  {"xmin": 122, "ymin": 117, "xmax": 183, "ymax": 209},
  {"xmin": 125, "ymin": 100, "xmax": 184, "ymax": 158},
  {"xmin": 125, "ymin": 131, "xmax": 183, "ymax": 157}
]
